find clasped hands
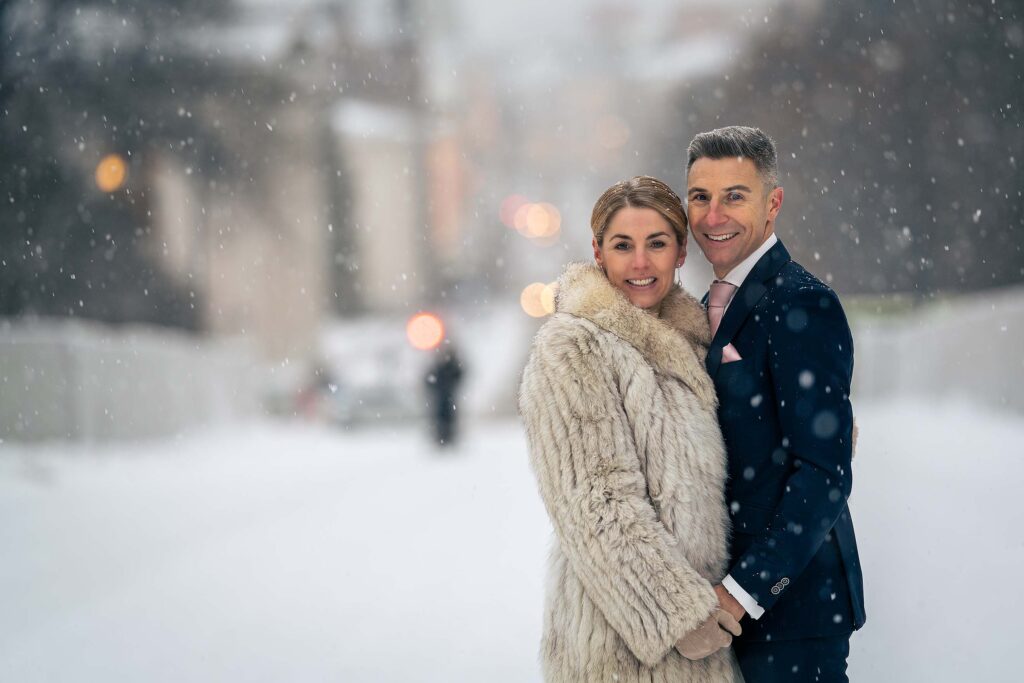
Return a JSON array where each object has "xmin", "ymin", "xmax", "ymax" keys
[{"xmin": 675, "ymin": 584, "xmax": 746, "ymax": 660}]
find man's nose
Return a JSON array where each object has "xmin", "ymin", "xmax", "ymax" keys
[{"xmin": 705, "ymin": 201, "xmax": 729, "ymax": 227}]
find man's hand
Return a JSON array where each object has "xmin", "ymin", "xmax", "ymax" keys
[
  {"xmin": 675, "ymin": 609, "xmax": 741, "ymax": 660},
  {"xmin": 714, "ymin": 584, "xmax": 747, "ymax": 623}
]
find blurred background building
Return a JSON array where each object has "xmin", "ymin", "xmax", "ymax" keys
[{"xmin": 1, "ymin": 0, "xmax": 1021, "ymax": 440}]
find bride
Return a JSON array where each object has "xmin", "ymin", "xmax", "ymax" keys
[{"xmin": 519, "ymin": 176, "xmax": 742, "ymax": 682}]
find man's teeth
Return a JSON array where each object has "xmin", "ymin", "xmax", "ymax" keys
[
  {"xmin": 626, "ymin": 277, "xmax": 655, "ymax": 286},
  {"xmin": 706, "ymin": 233, "xmax": 738, "ymax": 242}
]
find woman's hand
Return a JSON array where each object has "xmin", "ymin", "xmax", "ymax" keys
[{"xmin": 675, "ymin": 609, "xmax": 742, "ymax": 660}]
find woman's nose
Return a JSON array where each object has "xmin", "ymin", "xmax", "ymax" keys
[{"xmin": 632, "ymin": 248, "xmax": 651, "ymax": 269}]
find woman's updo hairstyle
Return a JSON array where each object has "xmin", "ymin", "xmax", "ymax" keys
[{"xmin": 590, "ymin": 175, "xmax": 688, "ymax": 248}]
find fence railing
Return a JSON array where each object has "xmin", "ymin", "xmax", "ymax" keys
[
  {"xmin": 851, "ymin": 286, "xmax": 1024, "ymax": 415},
  {"xmin": 1, "ymin": 318, "xmax": 263, "ymax": 442}
]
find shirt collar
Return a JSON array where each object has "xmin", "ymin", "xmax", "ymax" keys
[{"xmin": 716, "ymin": 233, "xmax": 778, "ymax": 289}]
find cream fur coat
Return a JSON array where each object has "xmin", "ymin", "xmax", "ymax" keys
[{"xmin": 519, "ymin": 263, "xmax": 739, "ymax": 682}]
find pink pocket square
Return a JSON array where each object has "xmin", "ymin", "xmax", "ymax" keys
[{"xmin": 721, "ymin": 343, "xmax": 742, "ymax": 363}]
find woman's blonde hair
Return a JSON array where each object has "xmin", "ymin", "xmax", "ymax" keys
[{"xmin": 590, "ymin": 176, "xmax": 688, "ymax": 247}]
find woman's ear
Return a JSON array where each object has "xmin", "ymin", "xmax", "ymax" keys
[{"xmin": 592, "ymin": 237, "xmax": 603, "ymax": 267}]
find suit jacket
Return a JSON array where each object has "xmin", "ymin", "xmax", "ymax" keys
[{"xmin": 705, "ymin": 239, "xmax": 866, "ymax": 642}]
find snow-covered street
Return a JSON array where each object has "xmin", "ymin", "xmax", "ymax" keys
[{"xmin": 1, "ymin": 399, "xmax": 1022, "ymax": 682}]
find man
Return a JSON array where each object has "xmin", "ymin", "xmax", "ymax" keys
[{"xmin": 685, "ymin": 126, "xmax": 865, "ymax": 681}]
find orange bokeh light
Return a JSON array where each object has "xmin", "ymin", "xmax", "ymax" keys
[
  {"xmin": 406, "ymin": 312, "xmax": 445, "ymax": 350},
  {"xmin": 520, "ymin": 283, "xmax": 549, "ymax": 318},
  {"xmin": 500, "ymin": 194, "xmax": 529, "ymax": 228},
  {"xmin": 527, "ymin": 203, "xmax": 561, "ymax": 246},
  {"xmin": 95, "ymin": 153, "xmax": 127, "ymax": 192},
  {"xmin": 540, "ymin": 282, "xmax": 558, "ymax": 315},
  {"xmin": 524, "ymin": 204, "xmax": 550, "ymax": 237},
  {"xmin": 513, "ymin": 202, "xmax": 532, "ymax": 233}
]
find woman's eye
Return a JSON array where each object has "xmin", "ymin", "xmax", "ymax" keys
[
  {"xmin": 649, "ymin": 240, "xmax": 666, "ymax": 249},
  {"xmin": 613, "ymin": 242, "xmax": 630, "ymax": 251}
]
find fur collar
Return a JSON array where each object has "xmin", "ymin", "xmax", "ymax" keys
[{"xmin": 555, "ymin": 262, "xmax": 716, "ymax": 409}]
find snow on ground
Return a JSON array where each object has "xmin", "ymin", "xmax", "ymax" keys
[{"xmin": 0, "ymin": 399, "xmax": 1021, "ymax": 682}]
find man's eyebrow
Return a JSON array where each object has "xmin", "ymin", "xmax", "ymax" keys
[{"xmin": 687, "ymin": 184, "xmax": 753, "ymax": 195}]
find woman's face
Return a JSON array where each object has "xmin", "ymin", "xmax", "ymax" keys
[{"xmin": 593, "ymin": 206, "xmax": 685, "ymax": 310}]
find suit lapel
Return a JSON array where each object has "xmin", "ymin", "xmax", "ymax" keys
[{"xmin": 705, "ymin": 240, "xmax": 792, "ymax": 377}]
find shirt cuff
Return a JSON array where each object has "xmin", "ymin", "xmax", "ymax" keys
[{"xmin": 723, "ymin": 574, "xmax": 765, "ymax": 620}]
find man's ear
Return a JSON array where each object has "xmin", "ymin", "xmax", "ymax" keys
[
  {"xmin": 767, "ymin": 186, "xmax": 784, "ymax": 220},
  {"xmin": 592, "ymin": 237, "xmax": 602, "ymax": 267}
]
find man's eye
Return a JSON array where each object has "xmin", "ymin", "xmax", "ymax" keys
[
  {"xmin": 728, "ymin": 192, "xmax": 744, "ymax": 201},
  {"xmin": 690, "ymin": 194, "xmax": 708, "ymax": 202}
]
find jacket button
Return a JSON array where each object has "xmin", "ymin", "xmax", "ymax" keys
[
  {"xmin": 771, "ymin": 586, "xmax": 781, "ymax": 595},
  {"xmin": 781, "ymin": 577, "xmax": 790, "ymax": 586}
]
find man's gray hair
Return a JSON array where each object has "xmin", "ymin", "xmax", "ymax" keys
[{"xmin": 686, "ymin": 126, "xmax": 779, "ymax": 188}]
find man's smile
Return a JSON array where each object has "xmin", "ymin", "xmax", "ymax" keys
[{"xmin": 705, "ymin": 232, "xmax": 740, "ymax": 243}]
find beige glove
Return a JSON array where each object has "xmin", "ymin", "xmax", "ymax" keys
[{"xmin": 675, "ymin": 609, "xmax": 743, "ymax": 660}]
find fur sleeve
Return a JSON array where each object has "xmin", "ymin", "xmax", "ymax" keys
[{"xmin": 519, "ymin": 318, "xmax": 719, "ymax": 667}]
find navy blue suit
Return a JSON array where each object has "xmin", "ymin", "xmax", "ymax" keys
[{"xmin": 706, "ymin": 240, "xmax": 865, "ymax": 679}]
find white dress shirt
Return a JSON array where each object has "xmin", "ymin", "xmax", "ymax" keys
[
  {"xmin": 718, "ymin": 232, "xmax": 778, "ymax": 313},
  {"xmin": 713, "ymin": 232, "xmax": 778, "ymax": 620}
]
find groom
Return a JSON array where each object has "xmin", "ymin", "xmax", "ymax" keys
[{"xmin": 685, "ymin": 126, "xmax": 865, "ymax": 682}]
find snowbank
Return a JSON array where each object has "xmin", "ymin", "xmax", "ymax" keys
[{"xmin": 0, "ymin": 399, "xmax": 1021, "ymax": 681}]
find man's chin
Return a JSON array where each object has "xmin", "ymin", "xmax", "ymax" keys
[{"xmin": 708, "ymin": 254, "xmax": 740, "ymax": 277}]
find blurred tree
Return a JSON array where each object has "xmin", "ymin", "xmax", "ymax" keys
[
  {"xmin": 0, "ymin": 0, "xmax": 235, "ymax": 326},
  {"xmin": 659, "ymin": 0, "xmax": 1023, "ymax": 297}
]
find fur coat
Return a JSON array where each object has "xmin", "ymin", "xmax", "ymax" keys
[{"xmin": 519, "ymin": 263, "xmax": 739, "ymax": 682}]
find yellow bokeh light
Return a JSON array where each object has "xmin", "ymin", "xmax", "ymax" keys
[
  {"xmin": 95, "ymin": 153, "xmax": 127, "ymax": 192},
  {"xmin": 511, "ymin": 201, "xmax": 561, "ymax": 246},
  {"xmin": 513, "ymin": 202, "xmax": 533, "ymax": 233},
  {"xmin": 520, "ymin": 282, "xmax": 549, "ymax": 318},
  {"xmin": 540, "ymin": 282, "xmax": 558, "ymax": 315},
  {"xmin": 500, "ymin": 194, "xmax": 528, "ymax": 228},
  {"xmin": 525, "ymin": 204, "xmax": 551, "ymax": 237},
  {"xmin": 406, "ymin": 312, "xmax": 445, "ymax": 350},
  {"xmin": 538, "ymin": 203, "xmax": 561, "ymax": 237}
]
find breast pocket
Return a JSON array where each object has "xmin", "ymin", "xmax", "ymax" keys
[
  {"xmin": 714, "ymin": 357, "xmax": 772, "ymax": 429},
  {"xmin": 714, "ymin": 358, "xmax": 756, "ymax": 400}
]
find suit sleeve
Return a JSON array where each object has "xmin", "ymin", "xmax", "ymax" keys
[
  {"xmin": 519, "ymin": 327, "xmax": 718, "ymax": 667},
  {"xmin": 727, "ymin": 285, "xmax": 855, "ymax": 611}
]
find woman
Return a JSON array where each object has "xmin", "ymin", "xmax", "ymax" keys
[{"xmin": 519, "ymin": 176, "xmax": 741, "ymax": 682}]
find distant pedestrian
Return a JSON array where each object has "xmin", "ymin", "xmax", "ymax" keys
[{"xmin": 424, "ymin": 345, "xmax": 463, "ymax": 447}]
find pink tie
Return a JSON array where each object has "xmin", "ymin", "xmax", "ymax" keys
[{"xmin": 707, "ymin": 280, "xmax": 737, "ymax": 338}]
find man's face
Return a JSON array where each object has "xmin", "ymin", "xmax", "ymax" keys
[{"xmin": 686, "ymin": 157, "xmax": 783, "ymax": 279}]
